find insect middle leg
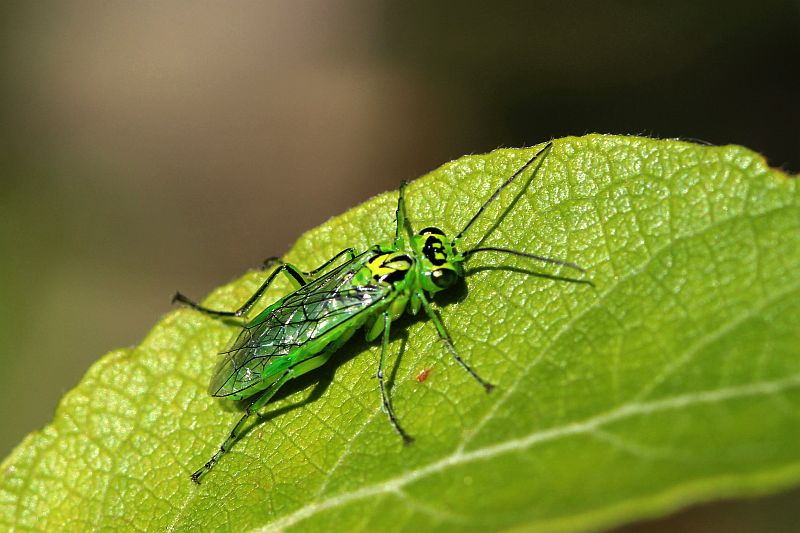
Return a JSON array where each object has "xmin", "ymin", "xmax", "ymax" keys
[
  {"xmin": 172, "ymin": 262, "xmax": 310, "ymax": 318},
  {"xmin": 190, "ymin": 368, "xmax": 294, "ymax": 484},
  {"xmin": 377, "ymin": 311, "xmax": 414, "ymax": 444},
  {"xmin": 262, "ymin": 247, "xmax": 358, "ymax": 280},
  {"xmin": 416, "ymin": 290, "xmax": 495, "ymax": 392}
]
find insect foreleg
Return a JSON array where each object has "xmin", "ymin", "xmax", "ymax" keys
[
  {"xmin": 173, "ymin": 262, "xmax": 310, "ymax": 319},
  {"xmin": 416, "ymin": 291, "xmax": 495, "ymax": 392},
  {"xmin": 377, "ymin": 311, "xmax": 414, "ymax": 444},
  {"xmin": 190, "ymin": 368, "xmax": 294, "ymax": 484}
]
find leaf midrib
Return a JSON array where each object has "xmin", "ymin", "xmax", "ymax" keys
[{"xmin": 257, "ymin": 372, "xmax": 800, "ymax": 532}]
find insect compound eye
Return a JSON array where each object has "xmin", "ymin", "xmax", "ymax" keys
[
  {"xmin": 431, "ymin": 268, "xmax": 458, "ymax": 289},
  {"xmin": 419, "ymin": 226, "xmax": 445, "ymax": 236}
]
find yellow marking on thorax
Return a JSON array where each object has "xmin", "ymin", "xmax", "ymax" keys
[{"xmin": 367, "ymin": 252, "xmax": 411, "ymax": 279}]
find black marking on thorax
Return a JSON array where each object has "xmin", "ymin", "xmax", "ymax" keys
[{"xmin": 422, "ymin": 235, "xmax": 448, "ymax": 266}]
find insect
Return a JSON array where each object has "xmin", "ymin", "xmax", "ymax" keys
[
  {"xmin": 174, "ymin": 142, "xmax": 585, "ymax": 483},
  {"xmin": 416, "ymin": 367, "xmax": 433, "ymax": 383}
]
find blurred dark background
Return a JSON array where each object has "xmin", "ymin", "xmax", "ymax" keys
[{"xmin": 0, "ymin": 1, "xmax": 797, "ymax": 530}]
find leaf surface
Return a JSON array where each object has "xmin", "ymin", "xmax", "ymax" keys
[{"xmin": 1, "ymin": 135, "xmax": 798, "ymax": 532}]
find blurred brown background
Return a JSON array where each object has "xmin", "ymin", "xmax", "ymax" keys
[{"xmin": 0, "ymin": 1, "xmax": 797, "ymax": 530}]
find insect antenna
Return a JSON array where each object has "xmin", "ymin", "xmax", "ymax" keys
[
  {"xmin": 461, "ymin": 246, "xmax": 586, "ymax": 273},
  {"xmin": 455, "ymin": 142, "xmax": 586, "ymax": 275},
  {"xmin": 453, "ymin": 142, "xmax": 553, "ymax": 245}
]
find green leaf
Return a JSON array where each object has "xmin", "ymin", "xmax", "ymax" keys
[{"xmin": 1, "ymin": 135, "xmax": 798, "ymax": 532}]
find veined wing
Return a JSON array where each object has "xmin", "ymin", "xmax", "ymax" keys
[{"xmin": 209, "ymin": 250, "xmax": 392, "ymax": 397}]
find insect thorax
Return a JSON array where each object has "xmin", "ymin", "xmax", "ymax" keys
[{"xmin": 365, "ymin": 251, "xmax": 415, "ymax": 284}]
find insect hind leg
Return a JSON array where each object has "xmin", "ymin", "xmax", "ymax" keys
[{"xmin": 190, "ymin": 369, "xmax": 294, "ymax": 484}]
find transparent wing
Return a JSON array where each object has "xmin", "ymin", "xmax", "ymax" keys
[{"xmin": 208, "ymin": 251, "xmax": 391, "ymax": 397}]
